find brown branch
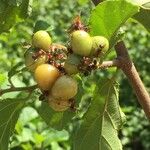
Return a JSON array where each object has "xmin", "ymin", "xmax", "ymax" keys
[
  {"xmin": 0, "ymin": 84, "xmax": 38, "ymax": 96},
  {"xmin": 92, "ymin": 0, "xmax": 150, "ymax": 119},
  {"xmin": 115, "ymin": 41, "xmax": 150, "ymax": 119}
]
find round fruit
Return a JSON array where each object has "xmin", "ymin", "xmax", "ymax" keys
[
  {"xmin": 64, "ymin": 54, "xmax": 81, "ymax": 75},
  {"xmin": 48, "ymin": 95, "xmax": 70, "ymax": 112},
  {"xmin": 90, "ymin": 36, "xmax": 109, "ymax": 56},
  {"xmin": 24, "ymin": 48, "xmax": 47, "ymax": 71},
  {"xmin": 32, "ymin": 30, "xmax": 52, "ymax": 51},
  {"xmin": 71, "ymin": 30, "xmax": 92, "ymax": 56},
  {"xmin": 51, "ymin": 75, "xmax": 78, "ymax": 100},
  {"xmin": 64, "ymin": 63, "xmax": 79, "ymax": 75},
  {"xmin": 34, "ymin": 64, "xmax": 60, "ymax": 91}
]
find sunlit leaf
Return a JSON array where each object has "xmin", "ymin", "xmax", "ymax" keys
[{"xmin": 89, "ymin": 0, "xmax": 139, "ymax": 46}]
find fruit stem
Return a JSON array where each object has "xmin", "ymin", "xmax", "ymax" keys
[
  {"xmin": 97, "ymin": 59, "xmax": 119, "ymax": 69},
  {"xmin": 0, "ymin": 84, "xmax": 37, "ymax": 96}
]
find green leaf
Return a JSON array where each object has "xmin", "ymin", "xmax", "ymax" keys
[
  {"xmin": 37, "ymin": 102, "xmax": 75, "ymax": 130},
  {"xmin": 8, "ymin": 62, "xmax": 26, "ymax": 79},
  {"xmin": 132, "ymin": 2, "xmax": 150, "ymax": 32},
  {"xmin": 19, "ymin": 0, "xmax": 32, "ymax": 19},
  {"xmin": 78, "ymin": 0, "xmax": 89, "ymax": 5},
  {"xmin": 89, "ymin": 0, "xmax": 139, "ymax": 46},
  {"xmin": 33, "ymin": 20, "xmax": 52, "ymax": 33},
  {"xmin": 0, "ymin": 98, "xmax": 25, "ymax": 150},
  {"xmin": 0, "ymin": 0, "xmax": 31, "ymax": 33},
  {"xmin": 73, "ymin": 78, "xmax": 125, "ymax": 150},
  {"xmin": 0, "ymin": 73, "xmax": 7, "ymax": 86}
]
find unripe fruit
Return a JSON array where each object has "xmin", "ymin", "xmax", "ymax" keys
[
  {"xmin": 91, "ymin": 36, "xmax": 109, "ymax": 56},
  {"xmin": 24, "ymin": 48, "xmax": 47, "ymax": 71},
  {"xmin": 32, "ymin": 30, "xmax": 52, "ymax": 51},
  {"xmin": 51, "ymin": 75, "xmax": 78, "ymax": 100},
  {"xmin": 64, "ymin": 63, "xmax": 79, "ymax": 75},
  {"xmin": 64, "ymin": 54, "xmax": 81, "ymax": 75},
  {"xmin": 48, "ymin": 95, "xmax": 70, "ymax": 112},
  {"xmin": 71, "ymin": 30, "xmax": 92, "ymax": 56},
  {"xmin": 34, "ymin": 64, "xmax": 60, "ymax": 91}
]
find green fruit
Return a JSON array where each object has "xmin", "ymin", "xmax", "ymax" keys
[
  {"xmin": 48, "ymin": 95, "xmax": 70, "ymax": 112},
  {"xmin": 24, "ymin": 48, "xmax": 47, "ymax": 71},
  {"xmin": 91, "ymin": 36, "xmax": 109, "ymax": 56},
  {"xmin": 51, "ymin": 75, "xmax": 78, "ymax": 100},
  {"xmin": 34, "ymin": 64, "xmax": 60, "ymax": 91},
  {"xmin": 32, "ymin": 30, "xmax": 52, "ymax": 51},
  {"xmin": 64, "ymin": 63, "xmax": 79, "ymax": 75},
  {"xmin": 64, "ymin": 54, "xmax": 81, "ymax": 75},
  {"xmin": 71, "ymin": 30, "xmax": 92, "ymax": 56}
]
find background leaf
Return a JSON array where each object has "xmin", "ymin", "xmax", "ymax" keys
[
  {"xmin": 0, "ymin": 0, "xmax": 31, "ymax": 33},
  {"xmin": 73, "ymin": 78, "xmax": 124, "ymax": 150},
  {"xmin": 77, "ymin": 0, "xmax": 89, "ymax": 5},
  {"xmin": 0, "ymin": 98, "xmax": 25, "ymax": 150}
]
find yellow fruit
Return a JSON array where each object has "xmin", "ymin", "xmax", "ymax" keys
[
  {"xmin": 34, "ymin": 64, "xmax": 60, "ymax": 91},
  {"xmin": 51, "ymin": 75, "xmax": 78, "ymax": 100},
  {"xmin": 32, "ymin": 30, "xmax": 52, "ymax": 51}
]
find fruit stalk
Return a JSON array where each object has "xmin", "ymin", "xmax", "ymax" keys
[{"xmin": 0, "ymin": 84, "xmax": 37, "ymax": 96}]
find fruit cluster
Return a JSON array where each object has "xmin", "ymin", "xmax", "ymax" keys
[{"xmin": 24, "ymin": 17, "xmax": 109, "ymax": 112}]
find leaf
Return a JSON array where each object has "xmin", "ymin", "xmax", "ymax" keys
[
  {"xmin": 132, "ymin": 2, "xmax": 150, "ymax": 32},
  {"xmin": 89, "ymin": 0, "xmax": 139, "ymax": 46},
  {"xmin": 77, "ymin": 0, "xmax": 89, "ymax": 5},
  {"xmin": 37, "ymin": 102, "xmax": 75, "ymax": 130},
  {"xmin": 8, "ymin": 62, "xmax": 27, "ymax": 80},
  {"xmin": 73, "ymin": 78, "xmax": 125, "ymax": 150},
  {"xmin": 0, "ymin": 98, "xmax": 25, "ymax": 150},
  {"xmin": 0, "ymin": 0, "xmax": 31, "ymax": 33},
  {"xmin": 19, "ymin": 0, "xmax": 32, "ymax": 19},
  {"xmin": 130, "ymin": 0, "xmax": 150, "ymax": 6},
  {"xmin": 33, "ymin": 20, "xmax": 53, "ymax": 33},
  {"xmin": 0, "ymin": 73, "xmax": 7, "ymax": 86}
]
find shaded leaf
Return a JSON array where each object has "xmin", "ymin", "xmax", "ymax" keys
[
  {"xmin": 132, "ymin": 2, "xmax": 150, "ymax": 32},
  {"xmin": 73, "ymin": 78, "xmax": 125, "ymax": 150},
  {"xmin": 37, "ymin": 102, "xmax": 75, "ymax": 130},
  {"xmin": 33, "ymin": 20, "xmax": 53, "ymax": 33},
  {"xmin": 0, "ymin": 98, "xmax": 25, "ymax": 150}
]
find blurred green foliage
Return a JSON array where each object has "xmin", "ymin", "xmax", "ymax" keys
[{"xmin": 0, "ymin": 0, "xmax": 149, "ymax": 150}]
